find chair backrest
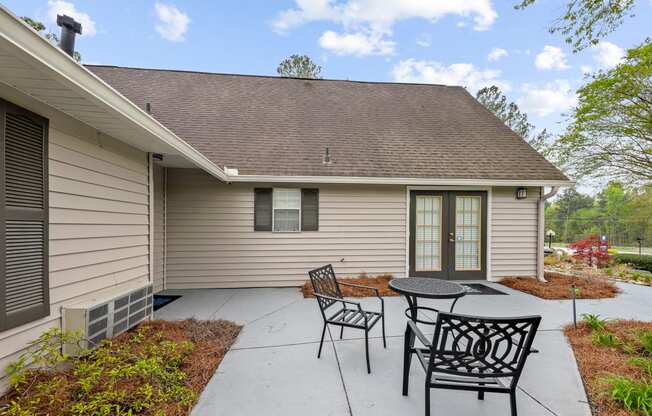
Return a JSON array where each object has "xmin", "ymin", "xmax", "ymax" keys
[
  {"xmin": 428, "ymin": 312, "xmax": 541, "ymax": 383},
  {"xmin": 308, "ymin": 264, "xmax": 342, "ymax": 310}
]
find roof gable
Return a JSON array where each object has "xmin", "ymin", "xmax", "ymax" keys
[{"xmin": 86, "ymin": 65, "xmax": 568, "ymax": 182}]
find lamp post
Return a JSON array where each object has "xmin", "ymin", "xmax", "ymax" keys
[
  {"xmin": 546, "ymin": 229, "xmax": 556, "ymax": 249},
  {"xmin": 637, "ymin": 237, "xmax": 643, "ymax": 257}
]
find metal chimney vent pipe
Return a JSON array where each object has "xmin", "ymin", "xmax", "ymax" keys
[{"xmin": 56, "ymin": 14, "xmax": 82, "ymax": 57}]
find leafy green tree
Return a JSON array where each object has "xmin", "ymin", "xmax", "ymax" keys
[
  {"xmin": 21, "ymin": 16, "xmax": 81, "ymax": 62},
  {"xmin": 545, "ymin": 184, "xmax": 652, "ymax": 246},
  {"xmin": 277, "ymin": 54, "xmax": 322, "ymax": 79},
  {"xmin": 515, "ymin": 0, "xmax": 636, "ymax": 52},
  {"xmin": 475, "ymin": 85, "xmax": 551, "ymax": 153},
  {"xmin": 556, "ymin": 40, "xmax": 652, "ymax": 184}
]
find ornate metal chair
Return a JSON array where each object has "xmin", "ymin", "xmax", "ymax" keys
[
  {"xmin": 403, "ymin": 312, "xmax": 541, "ymax": 416},
  {"xmin": 308, "ymin": 264, "xmax": 386, "ymax": 373}
]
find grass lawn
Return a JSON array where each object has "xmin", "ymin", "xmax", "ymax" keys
[
  {"xmin": 565, "ymin": 318, "xmax": 652, "ymax": 415},
  {"xmin": 0, "ymin": 319, "xmax": 241, "ymax": 415},
  {"xmin": 499, "ymin": 272, "xmax": 620, "ymax": 299}
]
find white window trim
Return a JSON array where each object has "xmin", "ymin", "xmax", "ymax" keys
[{"xmin": 272, "ymin": 188, "xmax": 302, "ymax": 233}]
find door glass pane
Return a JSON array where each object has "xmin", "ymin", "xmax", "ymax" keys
[
  {"xmin": 455, "ymin": 196, "xmax": 481, "ymax": 271},
  {"xmin": 415, "ymin": 196, "xmax": 441, "ymax": 271}
]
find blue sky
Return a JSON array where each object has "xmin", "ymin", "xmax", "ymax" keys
[{"xmin": 3, "ymin": 0, "xmax": 651, "ymax": 189}]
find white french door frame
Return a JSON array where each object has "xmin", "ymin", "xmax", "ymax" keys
[{"xmin": 404, "ymin": 185, "xmax": 493, "ymax": 281}]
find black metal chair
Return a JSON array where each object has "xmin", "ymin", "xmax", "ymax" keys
[
  {"xmin": 403, "ymin": 312, "xmax": 541, "ymax": 416},
  {"xmin": 308, "ymin": 264, "xmax": 386, "ymax": 373}
]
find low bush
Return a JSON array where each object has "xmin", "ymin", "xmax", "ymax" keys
[
  {"xmin": 0, "ymin": 319, "xmax": 241, "ymax": 416},
  {"xmin": 614, "ymin": 254, "xmax": 652, "ymax": 273},
  {"xmin": 604, "ymin": 376, "xmax": 652, "ymax": 415}
]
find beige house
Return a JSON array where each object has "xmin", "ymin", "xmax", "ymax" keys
[{"xmin": 0, "ymin": 7, "xmax": 570, "ymax": 386}]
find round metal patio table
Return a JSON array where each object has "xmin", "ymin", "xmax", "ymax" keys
[{"xmin": 389, "ymin": 277, "xmax": 466, "ymax": 325}]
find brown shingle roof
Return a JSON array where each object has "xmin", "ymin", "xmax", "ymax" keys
[{"xmin": 87, "ymin": 65, "xmax": 568, "ymax": 182}]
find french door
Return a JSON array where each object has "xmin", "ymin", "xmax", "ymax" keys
[{"xmin": 409, "ymin": 191, "xmax": 487, "ymax": 280}]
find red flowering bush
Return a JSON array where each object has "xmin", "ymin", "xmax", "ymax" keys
[{"xmin": 568, "ymin": 235, "xmax": 611, "ymax": 267}]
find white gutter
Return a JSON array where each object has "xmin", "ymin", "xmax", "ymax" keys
[
  {"xmin": 0, "ymin": 5, "xmax": 227, "ymax": 182},
  {"xmin": 537, "ymin": 186, "xmax": 561, "ymax": 282},
  {"xmin": 228, "ymin": 174, "xmax": 574, "ymax": 187}
]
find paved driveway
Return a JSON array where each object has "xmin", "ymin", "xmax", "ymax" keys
[{"xmin": 154, "ymin": 281, "xmax": 652, "ymax": 416}]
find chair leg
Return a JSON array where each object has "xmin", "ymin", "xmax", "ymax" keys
[
  {"xmin": 402, "ymin": 324, "xmax": 413, "ymax": 396},
  {"xmin": 510, "ymin": 391, "xmax": 517, "ymax": 416},
  {"xmin": 340, "ymin": 325, "xmax": 344, "ymax": 340},
  {"xmin": 381, "ymin": 315, "xmax": 387, "ymax": 348},
  {"xmin": 317, "ymin": 323, "xmax": 327, "ymax": 358},
  {"xmin": 478, "ymin": 382, "xmax": 485, "ymax": 400},
  {"xmin": 425, "ymin": 383, "xmax": 431, "ymax": 416},
  {"xmin": 365, "ymin": 328, "xmax": 371, "ymax": 374}
]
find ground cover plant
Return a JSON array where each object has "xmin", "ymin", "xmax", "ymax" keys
[
  {"xmin": 0, "ymin": 319, "xmax": 241, "ymax": 416},
  {"xmin": 301, "ymin": 273, "xmax": 397, "ymax": 298},
  {"xmin": 565, "ymin": 316, "xmax": 652, "ymax": 415},
  {"xmin": 499, "ymin": 271, "xmax": 620, "ymax": 300},
  {"xmin": 545, "ymin": 250, "xmax": 652, "ymax": 286}
]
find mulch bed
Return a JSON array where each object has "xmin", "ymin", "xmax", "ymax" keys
[
  {"xmin": 301, "ymin": 274, "xmax": 398, "ymax": 298},
  {"xmin": 499, "ymin": 271, "xmax": 620, "ymax": 300},
  {"xmin": 565, "ymin": 321, "xmax": 652, "ymax": 416},
  {"xmin": 0, "ymin": 319, "xmax": 241, "ymax": 416}
]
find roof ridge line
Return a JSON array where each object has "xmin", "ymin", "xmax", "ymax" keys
[{"xmin": 84, "ymin": 64, "xmax": 463, "ymax": 88}]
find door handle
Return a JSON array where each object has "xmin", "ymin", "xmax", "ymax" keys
[{"xmin": 449, "ymin": 232, "xmax": 455, "ymax": 243}]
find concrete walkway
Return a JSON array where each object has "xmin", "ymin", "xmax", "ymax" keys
[{"xmin": 154, "ymin": 281, "xmax": 652, "ymax": 416}]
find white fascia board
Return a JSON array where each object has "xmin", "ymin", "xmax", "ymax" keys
[
  {"xmin": 228, "ymin": 174, "xmax": 574, "ymax": 187},
  {"xmin": 0, "ymin": 5, "xmax": 227, "ymax": 182}
]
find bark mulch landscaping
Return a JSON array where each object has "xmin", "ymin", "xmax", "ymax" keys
[
  {"xmin": 301, "ymin": 274, "xmax": 397, "ymax": 298},
  {"xmin": 499, "ymin": 271, "xmax": 620, "ymax": 300},
  {"xmin": 0, "ymin": 319, "xmax": 241, "ymax": 416},
  {"xmin": 565, "ymin": 320, "xmax": 652, "ymax": 415}
]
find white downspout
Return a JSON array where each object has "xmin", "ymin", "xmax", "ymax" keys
[{"xmin": 537, "ymin": 186, "xmax": 560, "ymax": 281}]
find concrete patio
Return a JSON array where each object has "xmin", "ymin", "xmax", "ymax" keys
[{"xmin": 154, "ymin": 281, "xmax": 652, "ymax": 416}]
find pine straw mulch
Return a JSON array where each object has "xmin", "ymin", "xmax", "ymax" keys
[
  {"xmin": 301, "ymin": 274, "xmax": 397, "ymax": 298},
  {"xmin": 499, "ymin": 271, "xmax": 620, "ymax": 300},
  {"xmin": 565, "ymin": 321, "xmax": 652, "ymax": 416},
  {"xmin": 0, "ymin": 319, "xmax": 241, "ymax": 416}
]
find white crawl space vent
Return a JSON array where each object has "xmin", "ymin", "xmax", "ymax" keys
[{"xmin": 62, "ymin": 284, "xmax": 153, "ymax": 354}]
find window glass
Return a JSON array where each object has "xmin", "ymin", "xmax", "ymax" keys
[{"xmin": 273, "ymin": 189, "xmax": 301, "ymax": 232}]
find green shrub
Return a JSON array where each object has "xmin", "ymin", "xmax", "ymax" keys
[
  {"xmin": 593, "ymin": 331, "xmax": 621, "ymax": 348},
  {"xmin": 614, "ymin": 254, "xmax": 652, "ymax": 272},
  {"xmin": 605, "ymin": 376, "xmax": 652, "ymax": 414},
  {"xmin": 582, "ymin": 313, "xmax": 607, "ymax": 332},
  {"xmin": 637, "ymin": 330, "xmax": 652, "ymax": 356},
  {"xmin": 629, "ymin": 357, "xmax": 652, "ymax": 378}
]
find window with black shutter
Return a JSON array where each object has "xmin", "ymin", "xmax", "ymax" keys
[
  {"xmin": 0, "ymin": 99, "xmax": 49, "ymax": 332},
  {"xmin": 254, "ymin": 188, "xmax": 319, "ymax": 232},
  {"xmin": 301, "ymin": 189, "xmax": 319, "ymax": 231}
]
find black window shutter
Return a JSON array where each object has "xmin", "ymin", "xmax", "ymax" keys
[
  {"xmin": 254, "ymin": 188, "xmax": 273, "ymax": 231},
  {"xmin": 0, "ymin": 99, "xmax": 49, "ymax": 332},
  {"xmin": 301, "ymin": 189, "xmax": 319, "ymax": 231}
]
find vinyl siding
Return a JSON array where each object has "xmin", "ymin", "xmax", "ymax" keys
[
  {"xmin": 491, "ymin": 187, "xmax": 540, "ymax": 278},
  {"xmin": 153, "ymin": 164, "xmax": 166, "ymax": 292},
  {"xmin": 165, "ymin": 168, "xmax": 407, "ymax": 288},
  {"xmin": 0, "ymin": 85, "xmax": 150, "ymax": 385}
]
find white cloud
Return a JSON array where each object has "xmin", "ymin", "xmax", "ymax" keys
[
  {"xmin": 273, "ymin": 0, "xmax": 497, "ymax": 33},
  {"xmin": 416, "ymin": 33, "xmax": 431, "ymax": 48},
  {"xmin": 592, "ymin": 41, "xmax": 625, "ymax": 68},
  {"xmin": 580, "ymin": 65, "xmax": 593, "ymax": 74},
  {"xmin": 391, "ymin": 59, "xmax": 510, "ymax": 92},
  {"xmin": 154, "ymin": 2, "xmax": 190, "ymax": 42},
  {"xmin": 47, "ymin": 0, "xmax": 96, "ymax": 36},
  {"xmin": 518, "ymin": 80, "xmax": 577, "ymax": 117},
  {"xmin": 487, "ymin": 47, "xmax": 507, "ymax": 61},
  {"xmin": 319, "ymin": 30, "xmax": 395, "ymax": 56},
  {"xmin": 273, "ymin": 0, "xmax": 497, "ymax": 55},
  {"xmin": 535, "ymin": 45, "xmax": 569, "ymax": 70}
]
